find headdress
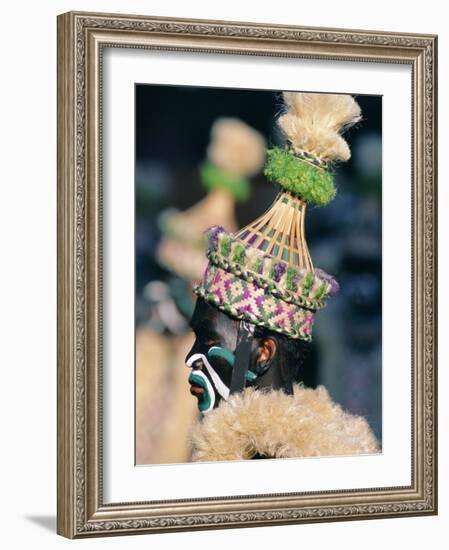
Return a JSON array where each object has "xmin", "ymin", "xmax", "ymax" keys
[
  {"xmin": 194, "ymin": 92, "xmax": 361, "ymax": 390},
  {"xmin": 156, "ymin": 118, "xmax": 266, "ymax": 283}
]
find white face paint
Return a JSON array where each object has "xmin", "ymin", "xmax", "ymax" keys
[
  {"xmin": 186, "ymin": 370, "xmax": 215, "ymax": 414},
  {"xmin": 186, "ymin": 352, "xmax": 231, "ymax": 402}
]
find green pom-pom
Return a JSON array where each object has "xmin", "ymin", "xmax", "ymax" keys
[
  {"xmin": 252, "ymin": 258, "xmax": 263, "ymax": 273},
  {"xmin": 264, "ymin": 147, "xmax": 336, "ymax": 207},
  {"xmin": 314, "ymin": 282, "xmax": 328, "ymax": 301},
  {"xmin": 286, "ymin": 267, "xmax": 297, "ymax": 291},
  {"xmin": 232, "ymin": 243, "xmax": 246, "ymax": 263},
  {"xmin": 219, "ymin": 235, "xmax": 232, "ymax": 257},
  {"xmin": 302, "ymin": 272, "xmax": 314, "ymax": 295},
  {"xmin": 199, "ymin": 161, "xmax": 250, "ymax": 202}
]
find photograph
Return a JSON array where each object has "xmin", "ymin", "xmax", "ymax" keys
[
  {"xmin": 56, "ymin": 11, "xmax": 436, "ymax": 537},
  {"xmin": 135, "ymin": 86, "xmax": 382, "ymax": 465}
]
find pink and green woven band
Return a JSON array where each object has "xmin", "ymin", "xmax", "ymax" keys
[
  {"xmin": 193, "ymin": 226, "xmax": 338, "ymax": 341},
  {"xmin": 194, "ymin": 264, "xmax": 315, "ymax": 341}
]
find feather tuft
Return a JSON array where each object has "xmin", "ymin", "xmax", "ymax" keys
[{"xmin": 278, "ymin": 92, "xmax": 361, "ymax": 161}]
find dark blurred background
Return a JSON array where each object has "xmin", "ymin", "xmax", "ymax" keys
[{"xmin": 135, "ymin": 84, "xmax": 382, "ymax": 443}]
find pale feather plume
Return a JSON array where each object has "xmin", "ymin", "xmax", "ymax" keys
[
  {"xmin": 278, "ymin": 92, "xmax": 361, "ymax": 162},
  {"xmin": 207, "ymin": 118, "xmax": 266, "ymax": 177}
]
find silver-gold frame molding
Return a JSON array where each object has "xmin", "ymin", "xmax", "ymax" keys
[{"xmin": 57, "ymin": 11, "xmax": 438, "ymax": 539}]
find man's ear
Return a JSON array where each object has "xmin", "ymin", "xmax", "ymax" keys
[{"xmin": 255, "ymin": 336, "xmax": 278, "ymax": 373}]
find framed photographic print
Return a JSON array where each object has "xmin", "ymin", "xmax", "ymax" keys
[{"xmin": 57, "ymin": 11, "xmax": 438, "ymax": 538}]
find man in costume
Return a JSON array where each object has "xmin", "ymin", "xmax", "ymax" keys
[{"xmin": 185, "ymin": 92, "xmax": 379, "ymax": 461}]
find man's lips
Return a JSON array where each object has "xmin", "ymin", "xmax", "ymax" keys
[
  {"xmin": 188, "ymin": 370, "xmax": 206, "ymax": 397},
  {"xmin": 189, "ymin": 383, "xmax": 205, "ymax": 397}
]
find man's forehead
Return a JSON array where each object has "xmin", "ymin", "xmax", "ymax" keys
[
  {"xmin": 190, "ymin": 299, "xmax": 235, "ymax": 332},
  {"xmin": 190, "ymin": 299, "xmax": 218, "ymax": 327}
]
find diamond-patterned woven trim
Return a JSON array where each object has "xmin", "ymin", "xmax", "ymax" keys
[{"xmin": 195, "ymin": 264, "xmax": 315, "ymax": 341}]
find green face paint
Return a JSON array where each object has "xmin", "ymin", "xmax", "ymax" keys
[
  {"xmin": 245, "ymin": 370, "xmax": 258, "ymax": 382},
  {"xmin": 208, "ymin": 346, "xmax": 235, "ymax": 366},
  {"xmin": 207, "ymin": 346, "xmax": 257, "ymax": 383},
  {"xmin": 188, "ymin": 371, "xmax": 212, "ymax": 412}
]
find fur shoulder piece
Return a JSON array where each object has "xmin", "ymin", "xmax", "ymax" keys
[{"xmin": 189, "ymin": 384, "xmax": 379, "ymax": 461}]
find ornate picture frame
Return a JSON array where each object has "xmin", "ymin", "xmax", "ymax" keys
[{"xmin": 57, "ymin": 11, "xmax": 437, "ymax": 538}]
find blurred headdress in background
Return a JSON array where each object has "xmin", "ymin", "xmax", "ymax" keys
[{"xmin": 156, "ymin": 118, "xmax": 266, "ymax": 283}]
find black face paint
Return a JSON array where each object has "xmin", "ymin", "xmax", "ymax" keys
[
  {"xmin": 185, "ymin": 298, "xmax": 300, "ymax": 410},
  {"xmin": 185, "ymin": 299, "xmax": 239, "ymax": 411},
  {"xmin": 230, "ymin": 321, "xmax": 255, "ymax": 394}
]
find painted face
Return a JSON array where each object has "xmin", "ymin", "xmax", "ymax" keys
[{"xmin": 185, "ymin": 298, "xmax": 239, "ymax": 413}]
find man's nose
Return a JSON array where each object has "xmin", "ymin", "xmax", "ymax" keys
[
  {"xmin": 185, "ymin": 353, "xmax": 204, "ymax": 370},
  {"xmin": 191, "ymin": 358, "xmax": 204, "ymax": 371}
]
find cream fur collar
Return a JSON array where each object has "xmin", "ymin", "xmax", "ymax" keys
[{"xmin": 189, "ymin": 384, "xmax": 379, "ymax": 461}]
